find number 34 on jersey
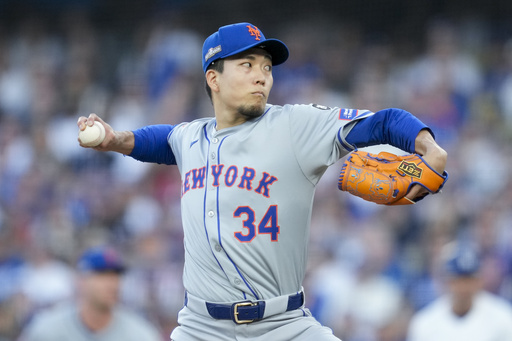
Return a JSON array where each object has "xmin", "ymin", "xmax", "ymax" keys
[{"xmin": 182, "ymin": 164, "xmax": 280, "ymax": 244}]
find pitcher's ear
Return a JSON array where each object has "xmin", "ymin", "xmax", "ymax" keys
[{"xmin": 206, "ymin": 70, "xmax": 220, "ymax": 92}]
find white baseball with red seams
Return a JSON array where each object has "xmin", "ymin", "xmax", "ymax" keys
[{"xmin": 79, "ymin": 121, "xmax": 105, "ymax": 147}]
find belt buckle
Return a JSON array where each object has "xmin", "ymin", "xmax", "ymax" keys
[{"xmin": 233, "ymin": 302, "xmax": 257, "ymax": 324}]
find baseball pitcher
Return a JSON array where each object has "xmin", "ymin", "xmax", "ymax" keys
[{"xmin": 77, "ymin": 22, "xmax": 448, "ymax": 341}]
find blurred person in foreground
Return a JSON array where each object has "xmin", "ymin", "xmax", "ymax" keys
[
  {"xmin": 407, "ymin": 241, "xmax": 512, "ymax": 341},
  {"xmin": 18, "ymin": 246, "xmax": 162, "ymax": 341}
]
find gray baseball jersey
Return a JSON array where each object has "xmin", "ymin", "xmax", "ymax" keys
[
  {"xmin": 18, "ymin": 303, "xmax": 161, "ymax": 341},
  {"xmin": 169, "ymin": 103, "xmax": 373, "ymax": 303}
]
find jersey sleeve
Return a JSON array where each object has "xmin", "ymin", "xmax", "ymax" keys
[
  {"xmin": 344, "ymin": 108, "xmax": 432, "ymax": 153},
  {"xmin": 129, "ymin": 124, "xmax": 177, "ymax": 165},
  {"xmin": 287, "ymin": 104, "xmax": 373, "ymax": 183}
]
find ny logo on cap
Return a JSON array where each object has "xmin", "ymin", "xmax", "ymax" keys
[{"xmin": 247, "ymin": 25, "xmax": 261, "ymax": 41}]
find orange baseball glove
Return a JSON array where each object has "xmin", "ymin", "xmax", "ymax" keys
[{"xmin": 338, "ymin": 150, "xmax": 448, "ymax": 205}]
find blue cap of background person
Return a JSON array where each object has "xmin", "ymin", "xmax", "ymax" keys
[
  {"xmin": 444, "ymin": 242, "xmax": 481, "ymax": 277},
  {"xmin": 77, "ymin": 246, "xmax": 126, "ymax": 274},
  {"xmin": 202, "ymin": 22, "xmax": 289, "ymax": 73}
]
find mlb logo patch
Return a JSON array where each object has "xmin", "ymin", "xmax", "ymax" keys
[
  {"xmin": 339, "ymin": 109, "xmax": 359, "ymax": 120},
  {"xmin": 338, "ymin": 109, "xmax": 371, "ymax": 120}
]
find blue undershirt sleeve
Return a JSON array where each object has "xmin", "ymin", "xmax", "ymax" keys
[
  {"xmin": 129, "ymin": 124, "xmax": 176, "ymax": 165},
  {"xmin": 345, "ymin": 108, "xmax": 433, "ymax": 153}
]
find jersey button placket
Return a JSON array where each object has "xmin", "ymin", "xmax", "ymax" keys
[{"xmin": 211, "ymin": 136, "xmax": 218, "ymax": 159}]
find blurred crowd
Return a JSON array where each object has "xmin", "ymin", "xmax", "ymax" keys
[{"xmin": 0, "ymin": 7, "xmax": 512, "ymax": 341}]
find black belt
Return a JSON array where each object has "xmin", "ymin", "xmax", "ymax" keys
[{"xmin": 205, "ymin": 291, "xmax": 304, "ymax": 324}]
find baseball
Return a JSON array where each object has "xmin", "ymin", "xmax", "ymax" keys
[{"xmin": 79, "ymin": 121, "xmax": 106, "ymax": 147}]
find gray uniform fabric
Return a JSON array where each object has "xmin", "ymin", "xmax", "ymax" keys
[{"xmin": 168, "ymin": 103, "xmax": 373, "ymax": 340}]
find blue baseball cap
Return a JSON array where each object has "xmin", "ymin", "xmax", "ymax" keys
[
  {"xmin": 202, "ymin": 22, "xmax": 289, "ymax": 73},
  {"xmin": 444, "ymin": 244, "xmax": 481, "ymax": 277},
  {"xmin": 77, "ymin": 246, "xmax": 126, "ymax": 274}
]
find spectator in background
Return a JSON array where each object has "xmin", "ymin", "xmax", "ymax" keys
[
  {"xmin": 18, "ymin": 246, "xmax": 162, "ymax": 341},
  {"xmin": 18, "ymin": 245, "xmax": 74, "ymax": 315},
  {"xmin": 407, "ymin": 241, "xmax": 512, "ymax": 341},
  {"xmin": 398, "ymin": 18, "xmax": 483, "ymax": 144},
  {"xmin": 308, "ymin": 224, "xmax": 407, "ymax": 341}
]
